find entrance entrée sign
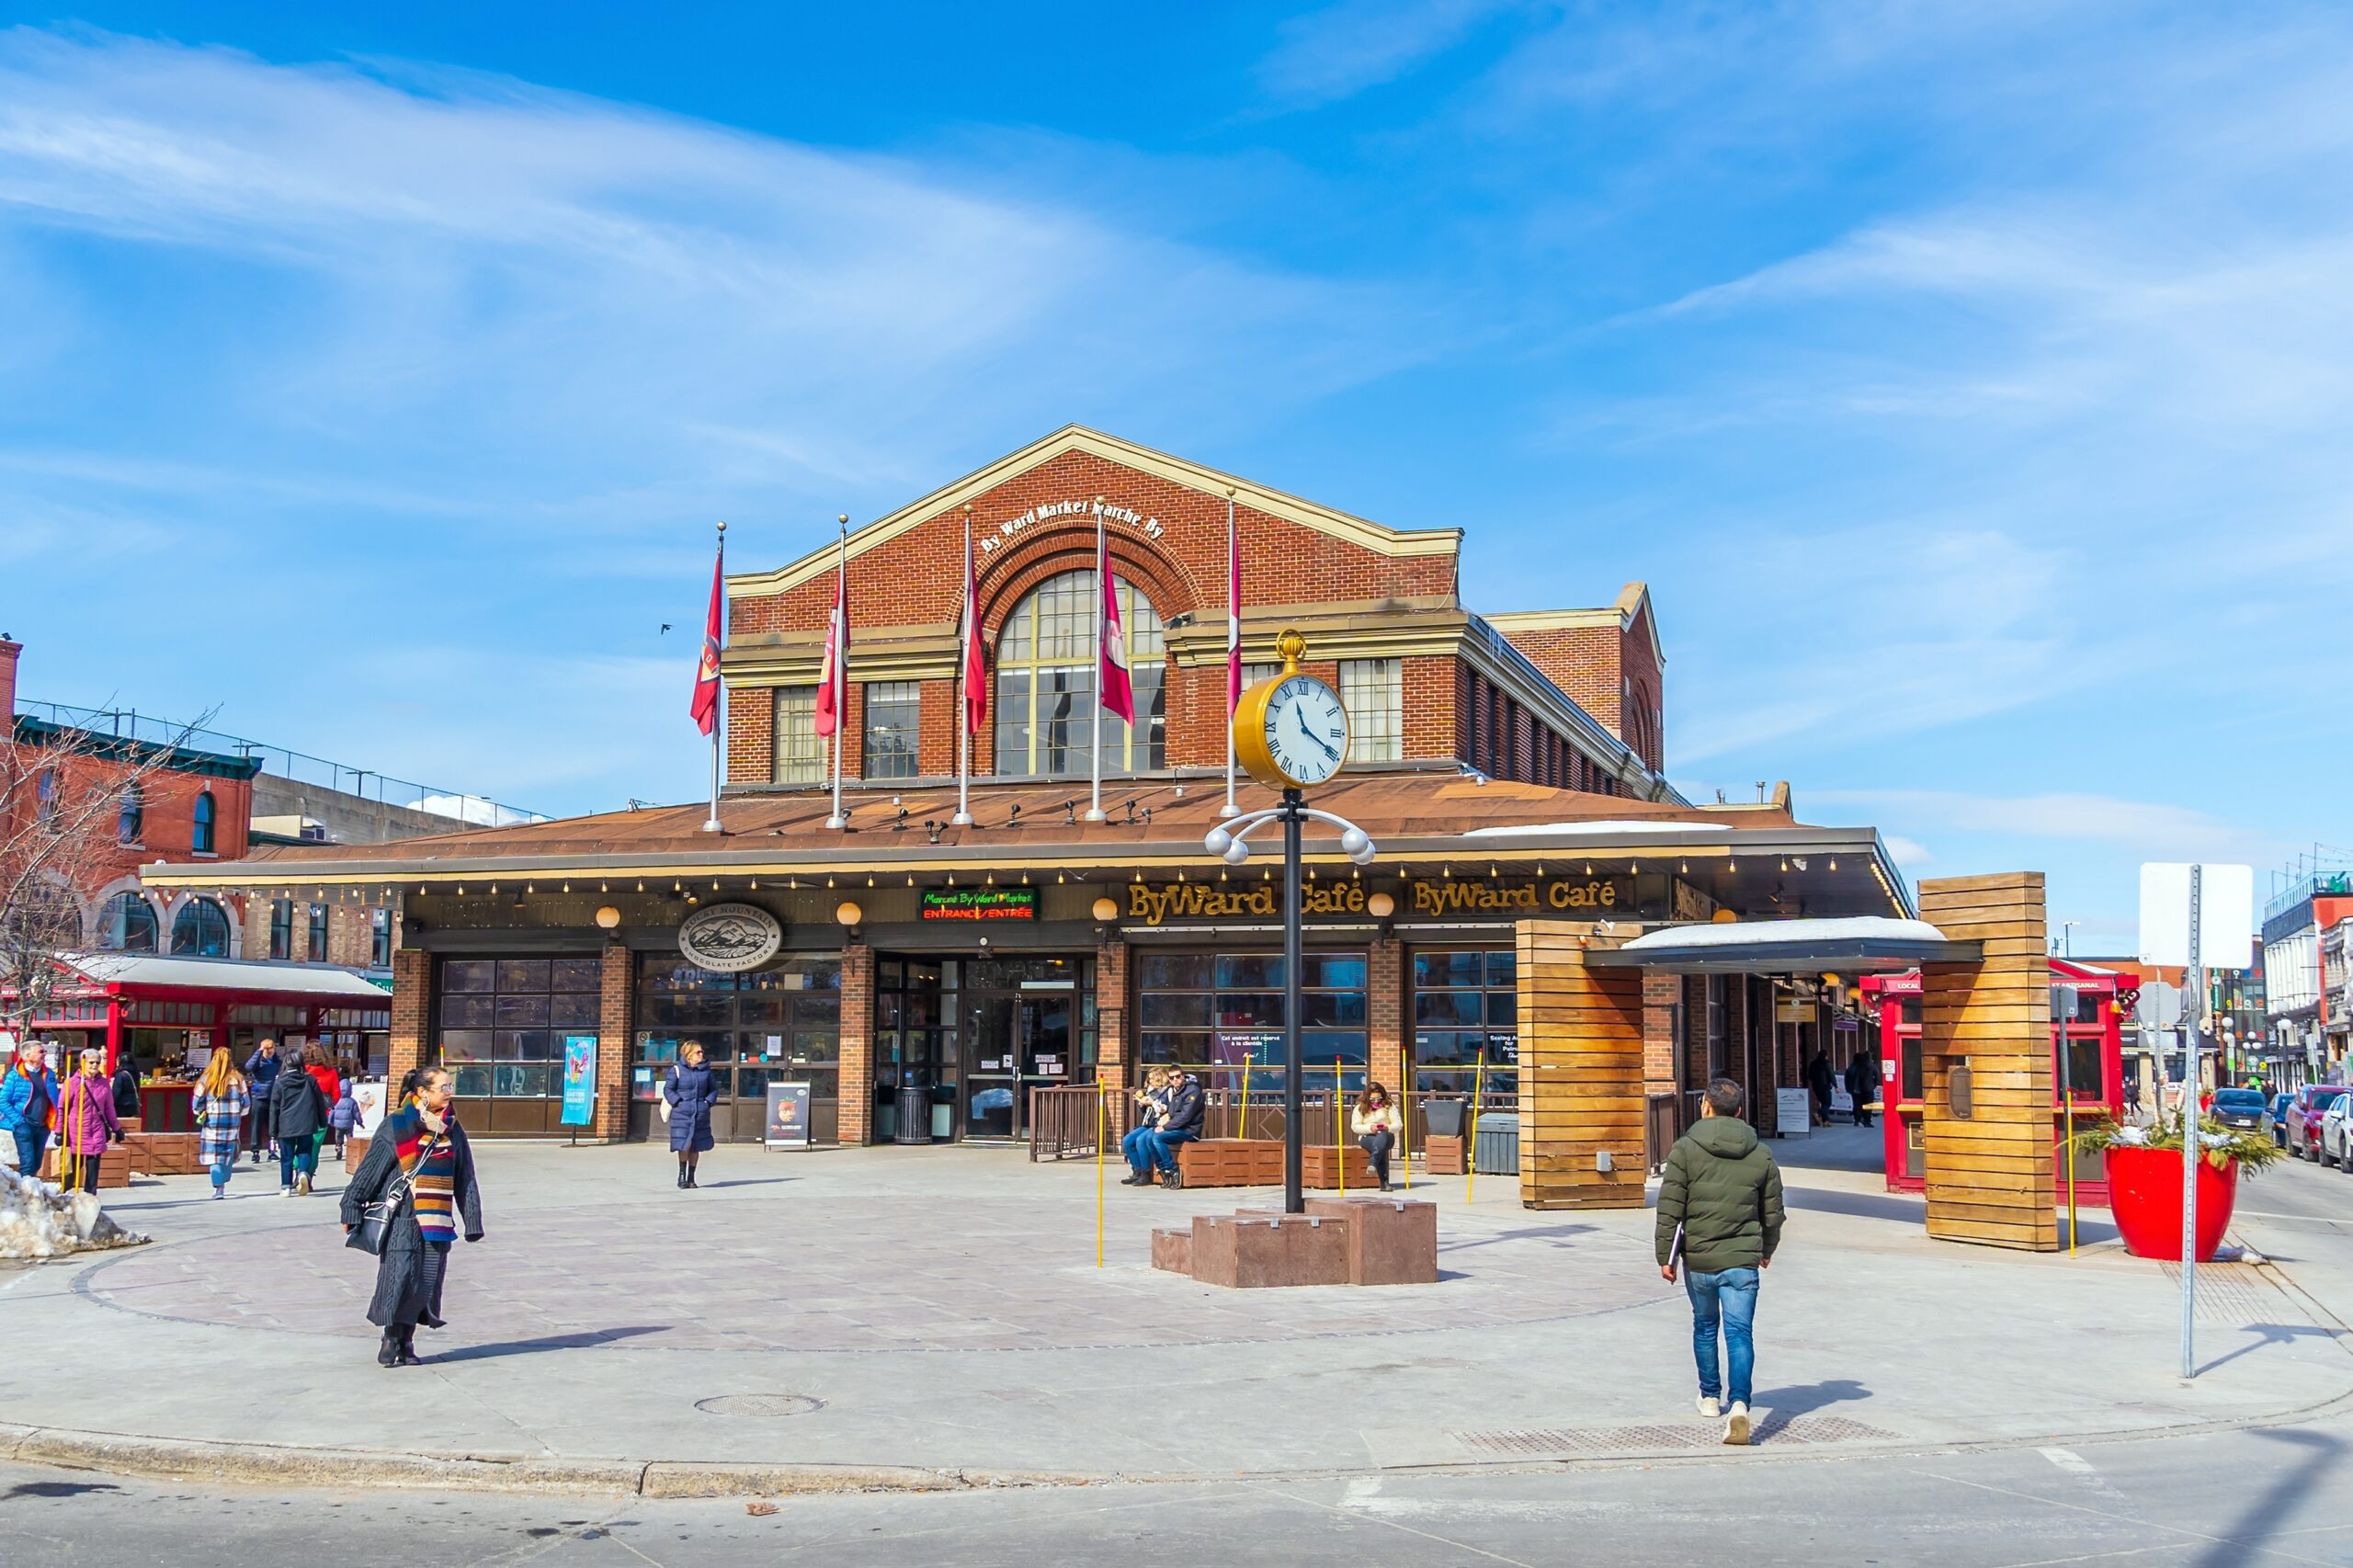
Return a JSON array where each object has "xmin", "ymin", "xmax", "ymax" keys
[
  {"xmin": 679, "ymin": 903, "xmax": 784, "ymax": 971},
  {"xmin": 920, "ymin": 887, "xmax": 1038, "ymax": 922},
  {"xmin": 765, "ymin": 1081, "xmax": 813, "ymax": 1148}
]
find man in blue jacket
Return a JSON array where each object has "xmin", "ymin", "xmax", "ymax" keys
[
  {"xmin": 243, "ymin": 1039, "xmax": 282, "ymax": 1163},
  {"xmin": 2, "ymin": 1040, "xmax": 61, "ymax": 1179}
]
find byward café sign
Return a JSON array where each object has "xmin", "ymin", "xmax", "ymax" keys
[{"xmin": 1122, "ymin": 877, "xmax": 1635, "ymax": 927}]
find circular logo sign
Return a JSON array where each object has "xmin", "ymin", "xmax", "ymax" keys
[{"xmin": 678, "ymin": 903, "xmax": 784, "ymax": 972}]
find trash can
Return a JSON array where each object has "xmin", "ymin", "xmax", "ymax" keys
[
  {"xmin": 1472, "ymin": 1112, "xmax": 1520, "ymax": 1176},
  {"xmin": 1422, "ymin": 1096, "xmax": 1467, "ymax": 1140},
  {"xmin": 895, "ymin": 1084, "xmax": 931, "ymax": 1145}
]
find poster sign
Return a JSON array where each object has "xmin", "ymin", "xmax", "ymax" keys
[
  {"xmin": 560, "ymin": 1034, "xmax": 597, "ymax": 1127},
  {"xmin": 1830, "ymin": 1083, "xmax": 1854, "ymax": 1116},
  {"xmin": 353, "ymin": 1081, "xmax": 389, "ymax": 1137},
  {"xmin": 765, "ymin": 1081, "xmax": 813, "ymax": 1147},
  {"xmin": 920, "ymin": 887, "xmax": 1038, "ymax": 922},
  {"xmin": 1775, "ymin": 1086, "xmax": 1813, "ymax": 1139}
]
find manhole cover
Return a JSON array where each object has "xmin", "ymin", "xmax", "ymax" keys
[{"xmin": 694, "ymin": 1394, "xmax": 825, "ymax": 1418}]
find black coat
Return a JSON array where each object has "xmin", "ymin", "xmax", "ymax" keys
[
  {"xmin": 1160, "ymin": 1078, "xmax": 1205, "ymax": 1136},
  {"xmin": 341, "ymin": 1113, "xmax": 483, "ymax": 1328},
  {"xmin": 271, "ymin": 1068, "xmax": 329, "ymax": 1141},
  {"xmin": 110, "ymin": 1066, "xmax": 141, "ymax": 1119}
]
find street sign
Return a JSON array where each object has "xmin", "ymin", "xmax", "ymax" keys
[{"xmin": 2137, "ymin": 863, "xmax": 2252, "ymax": 968}]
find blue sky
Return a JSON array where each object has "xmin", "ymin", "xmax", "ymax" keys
[{"xmin": 3, "ymin": 3, "xmax": 2347, "ymax": 948}]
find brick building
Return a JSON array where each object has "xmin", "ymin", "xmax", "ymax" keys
[{"xmin": 146, "ymin": 428, "xmax": 1942, "ymax": 1218}]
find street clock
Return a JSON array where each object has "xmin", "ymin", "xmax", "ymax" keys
[{"xmin": 1234, "ymin": 629, "xmax": 1349, "ymax": 791}]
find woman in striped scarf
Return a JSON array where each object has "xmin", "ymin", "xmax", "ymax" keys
[{"xmin": 340, "ymin": 1065, "xmax": 484, "ymax": 1368}]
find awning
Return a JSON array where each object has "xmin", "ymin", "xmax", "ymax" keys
[
  {"xmin": 1592, "ymin": 916, "xmax": 1982, "ymax": 973},
  {"xmin": 54, "ymin": 952, "xmax": 392, "ymax": 1001}
]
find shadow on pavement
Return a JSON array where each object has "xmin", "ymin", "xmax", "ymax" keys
[
  {"xmin": 1752, "ymin": 1379, "xmax": 1872, "ymax": 1417},
  {"xmin": 1779, "ymin": 1187, "xmax": 1927, "ymax": 1225},
  {"xmin": 2197, "ymin": 1322, "xmax": 2343, "ymax": 1378},
  {"xmin": 2196, "ymin": 1426, "xmax": 2341, "ymax": 1566},
  {"xmin": 424, "ymin": 1325, "xmax": 665, "ymax": 1364},
  {"xmin": 1438, "ymin": 1223, "xmax": 1599, "ymax": 1255}
]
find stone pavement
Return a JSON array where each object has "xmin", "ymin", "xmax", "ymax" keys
[{"xmin": 3, "ymin": 1125, "xmax": 2348, "ymax": 1493}]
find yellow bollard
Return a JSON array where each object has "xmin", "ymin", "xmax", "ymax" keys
[
  {"xmin": 1467, "ymin": 1049, "xmax": 1487, "ymax": 1205},
  {"xmin": 1336, "ymin": 1062, "xmax": 1346, "ymax": 1198},
  {"xmin": 1240, "ymin": 1053, "xmax": 1252, "ymax": 1141},
  {"xmin": 1094, "ymin": 1080, "xmax": 1106, "ymax": 1269},
  {"xmin": 1399, "ymin": 1080, "xmax": 1413, "ymax": 1192},
  {"xmin": 2065, "ymin": 1097, "xmax": 2077, "ymax": 1256}
]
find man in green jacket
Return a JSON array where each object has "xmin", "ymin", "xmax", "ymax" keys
[{"xmin": 1656, "ymin": 1077, "xmax": 1785, "ymax": 1446}]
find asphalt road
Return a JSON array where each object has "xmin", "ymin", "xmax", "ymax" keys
[{"xmin": 7, "ymin": 1416, "xmax": 2353, "ymax": 1568}]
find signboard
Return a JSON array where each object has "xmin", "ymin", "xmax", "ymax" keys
[
  {"xmin": 764, "ymin": 1081, "xmax": 813, "ymax": 1148},
  {"xmin": 1122, "ymin": 877, "xmax": 1634, "ymax": 927},
  {"xmin": 353, "ymin": 1081, "xmax": 389, "ymax": 1137},
  {"xmin": 1775, "ymin": 1086, "xmax": 1813, "ymax": 1139},
  {"xmin": 559, "ymin": 1034, "xmax": 597, "ymax": 1127},
  {"xmin": 920, "ymin": 887, "xmax": 1038, "ymax": 922},
  {"xmin": 2137, "ymin": 863, "xmax": 2254, "ymax": 969},
  {"xmin": 1829, "ymin": 1083, "xmax": 1854, "ymax": 1116},
  {"xmin": 679, "ymin": 903, "xmax": 785, "ymax": 971}
]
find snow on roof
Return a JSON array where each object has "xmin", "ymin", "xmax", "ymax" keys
[
  {"xmin": 59, "ymin": 953, "xmax": 390, "ymax": 1000},
  {"xmin": 1618, "ymin": 916, "xmax": 1952, "ymax": 951},
  {"xmin": 1462, "ymin": 821, "xmax": 1722, "ymax": 837}
]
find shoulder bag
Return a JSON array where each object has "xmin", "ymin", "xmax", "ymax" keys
[
  {"xmin": 346, "ymin": 1133, "xmax": 443, "ymax": 1256},
  {"xmin": 658, "ymin": 1065, "xmax": 674, "ymax": 1122}
]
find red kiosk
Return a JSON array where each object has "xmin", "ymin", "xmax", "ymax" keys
[{"xmin": 1861, "ymin": 957, "xmax": 2127, "ymax": 1205}]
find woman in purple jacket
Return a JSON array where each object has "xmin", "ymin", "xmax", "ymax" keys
[{"xmin": 54, "ymin": 1050, "xmax": 123, "ymax": 1194}]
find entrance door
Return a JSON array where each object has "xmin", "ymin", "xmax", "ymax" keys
[
  {"xmin": 1015, "ymin": 992, "xmax": 1074, "ymax": 1133},
  {"xmin": 961, "ymin": 992, "xmax": 1074, "ymax": 1142}
]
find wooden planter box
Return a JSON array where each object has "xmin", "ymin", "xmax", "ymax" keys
[
  {"xmin": 40, "ymin": 1147, "xmax": 131, "ymax": 1188},
  {"xmin": 1176, "ymin": 1138, "xmax": 1286, "ymax": 1187},
  {"xmin": 1302, "ymin": 1142, "xmax": 1379, "ymax": 1189},
  {"xmin": 344, "ymin": 1135, "xmax": 372, "ymax": 1172},
  {"xmin": 119, "ymin": 1131, "xmax": 202, "ymax": 1176},
  {"xmin": 1423, "ymin": 1135, "xmax": 1465, "ymax": 1176}
]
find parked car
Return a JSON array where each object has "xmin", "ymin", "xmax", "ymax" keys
[
  {"xmin": 2322, "ymin": 1096, "xmax": 2353, "ymax": 1172},
  {"xmin": 2285, "ymin": 1085, "xmax": 2350, "ymax": 1161},
  {"xmin": 2270, "ymin": 1090, "xmax": 2295, "ymax": 1147},
  {"xmin": 2210, "ymin": 1087, "xmax": 2273, "ymax": 1142}
]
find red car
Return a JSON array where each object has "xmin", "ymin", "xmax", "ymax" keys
[{"xmin": 2286, "ymin": 1085, "xmax": 2350, "ymax": 1161}]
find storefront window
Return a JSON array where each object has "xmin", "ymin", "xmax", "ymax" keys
[
  {"xmin": 1411, "ymin": 948, "xmax": 1518, "ymax": 1106},
  {"xmin": 370, "ymin": 907, "xmax": 392, "ymax": 968},
  {"xmin": 634, "ymin": 953, "xmax": 843, "ymax": 1142},
  {"xmin": 269, "ymin": 899, "xmax": 293, "ymax": 960},
  {"xmin": 993, "ymin": 569, "xmax": 1165, "ymax": 778},
  {"xmin": 862, "ymin": 681, "xmax": 921, "ymax": 779},
  {"xmin": 438, "ymin": 956, "xmax": 602, "ymax": 1126},
  {"xmin": 1136, "ymin": 949, "xmax": 1369, "ymax": 1095},
  {"xmin": 306, "ymin": 903, "xmax": 328, "ymax": 962}
]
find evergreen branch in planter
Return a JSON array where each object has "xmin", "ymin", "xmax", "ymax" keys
[{"xmin": 2066, "ymin": 1110, "xmax": 2285, "ymax": 1173}]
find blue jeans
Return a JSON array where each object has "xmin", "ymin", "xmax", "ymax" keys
[
  {"xmin": 210, "ymin": 1157, "xmax": 235, "ymax": 1190},
  {"xmin": 1686, "ymin": 1266, "xmax": 1760, "ymax": 1407},
  {"xmin": 278, "ymin": 1137, "xmax": 317, "ymax": 1188},
  {"xmin": 1121, "ymin": 1126, "xmax": 1158, "ymax": 1176},
  {"xmin": 1146, "ymin": 1128, "xmax": 1198, "ymax": 1174},
  {"xmin": 10, "ymin": 1126, "xmax": 43, "ymax": 1178}
]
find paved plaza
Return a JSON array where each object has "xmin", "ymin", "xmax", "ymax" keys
[{"xmin": 4, "ymin": 1129, "xmax": 2349, "ymax": 1492}]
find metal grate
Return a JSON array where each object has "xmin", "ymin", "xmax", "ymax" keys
[
  {"xmin": 1451, "ymin": 1414, "xmax": 1894, "ymax": 1457},
  {"xmin": 693, "ymin": 1394, "xmax": 825, "ymax": 1418},
  {"xmin": 2157, "ymin": 1264, "xmax": 2300, "ymax": 1327}
]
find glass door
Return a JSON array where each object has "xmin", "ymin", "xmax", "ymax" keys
[
  {"xmin": 962, "ymin": 994, "xmax": 1018, "ymax": 1141},
  {"xmin": 1016, "ymin": 990, "xmax": 1075, "ymax": 1139}
]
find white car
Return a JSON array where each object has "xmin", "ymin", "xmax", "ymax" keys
[{"xmin": 2324, "ymin": 1096, "xmax": 2353, "ymax": 1172}]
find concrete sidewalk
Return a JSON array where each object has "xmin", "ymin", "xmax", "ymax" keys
[{"xmin": 5, "ymin": 1128, "xmax": 2349, "ymax": 1494}]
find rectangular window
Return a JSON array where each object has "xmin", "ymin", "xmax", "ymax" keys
[
  {"xmin": 268, "ymin": 899, "xmax": 292, "ymax": 961},
  {"xmin": 306, "ymin": 903, "xmax": 328, "ymax": 962},
  {"xmin": 438, "ymin": 953, "xmax": 604, "ymax": 1108},
  {"xmin": 771, "ymin": 686, "xmax": 824, "ymax": 785},
  {"xmin": 633, "ymin": 954, "xmax": 844, "ymax": 1138},
  {"xmin": 369, "ymin": 907, "xmax": 392, "ymax": 968},
  {"xmin": 1410, "ymin": 948, "xmax": 1518, "ymax": 1108},
  {"xmin": 863, "ymin": 681, "xmax": 920, "ymax": 780},
  {"xmin": 1134, "ymin": 949, "xmax": 1370, "ymax": 1098},
  {"xmin": 1339, "ymin": 659, "xmax": 1403, "ymax": 764}
]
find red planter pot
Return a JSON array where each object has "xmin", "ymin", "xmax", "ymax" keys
[{"xmin": 2106, "ymin": 1144, "xmax": 2239, "ymax": 1261}]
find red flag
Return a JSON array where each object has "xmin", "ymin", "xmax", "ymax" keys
[
  {"xmin": 961, "ymin": 521, "xmax": 987, "ymax": 734},
  {"xmin": 1098, "ymin": 530, "xmax": 1134, "ymax": 726},
  {"xmin": 689, "ymin": 543, "xmax": 723, "ymax": 736},
  {"xmin": 1225, "ymin": 502, "xmax": 1241, "ymax": 715},
  {"xmin": 813, "ymin": 549, "xmax": 847, "ymax": 738}
]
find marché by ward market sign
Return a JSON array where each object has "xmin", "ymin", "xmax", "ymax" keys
[{"xmin": 1122, "ymin": 878, "xmax": 1631, "ymax": 927}]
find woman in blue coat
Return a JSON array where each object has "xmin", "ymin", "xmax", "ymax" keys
[{"xmin": 663, "ymin": 1040, "xmax": 719, "ymax": 1189}]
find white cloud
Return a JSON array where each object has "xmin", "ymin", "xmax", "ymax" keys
[
  {"xmin": 1258, "ymin": 0, "xmax": 1533, "ymax": 108},
  {"xmin": 1882, "ymin": 834, "xmax": 1932, "ymax": 869},
  {"xmin": 1813, "ymin": 790, "xmax": 2290, "ymax": 869}
]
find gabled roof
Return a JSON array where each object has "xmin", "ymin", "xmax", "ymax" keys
[
  {"xmin": 726, "ymin": 426, "xmax": 1461, "ymax": 600},
  {"xmin": 1483, "ymin": 583, "xmax": 1666, "ymax": 672}
]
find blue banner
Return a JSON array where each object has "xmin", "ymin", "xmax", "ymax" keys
[{"xmin": 560, "ymin": 1035, "xmax": 597, "ymax": 1127}]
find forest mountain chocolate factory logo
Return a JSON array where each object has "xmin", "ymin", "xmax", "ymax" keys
[{"xmin": 678, "ymin": 903, "xmax": 784, "ymax": 971}]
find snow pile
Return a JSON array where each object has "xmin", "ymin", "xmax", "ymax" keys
[{"xmin": 0, "ymin": 1168, "xmax": 149, "ymax": 1259}]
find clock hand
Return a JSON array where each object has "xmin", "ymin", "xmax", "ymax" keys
[{"xmin": 1291, "ymin": 705, "xmax": 1339, "ymax": 764}]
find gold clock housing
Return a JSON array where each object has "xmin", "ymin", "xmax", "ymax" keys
[{"xmin": 1233, "ymin": 628, "xmax": 1349, "ymax": 791}]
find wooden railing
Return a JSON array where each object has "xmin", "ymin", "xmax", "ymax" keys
[{"xmin": 1028, "ymin": 1085, "xmax": 1106, "ymax": 1162}]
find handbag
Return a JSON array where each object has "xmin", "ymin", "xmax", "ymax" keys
[
  {"xmin": 345, "ymin": 1133, "xmax": 442, "ymax": 1256},
  {"xmin": 658, "ymin": 1065, "xmax": 674, "ymax": 1122}
]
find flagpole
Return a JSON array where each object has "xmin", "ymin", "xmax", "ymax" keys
[
  {"xmin": 1085, "ymin": 495, "xmax": 1108, "ymax": 823},
  {"xmin": 824, "ymin": 513, "xmax": 848, "ymax": 831},
  {"xmin": 1221, "ymin": 485, "xmax": 1238, "ymax": 818},
  {"xmin": 952, "ymin": 505, "xmax": 975, "ymax": 826},
  {"xmin": 703, "ymin": 519, "xmax": 726, "ymax": 833}
]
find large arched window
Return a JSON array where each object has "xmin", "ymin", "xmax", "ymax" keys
[
  {"xmin": 192, "ymin": 790, "xmax": 217, "ymax": 854},
  {"xmin": 993, "ymin": 570, "xmax": 1166, "ymax": 778},
  {"xmin": 170, "ymin": 897, "xmax": 231, "ymax": 958},
  {"xmin": 98, "ymin": 892, "xmax": 159, "ymax": 952}
]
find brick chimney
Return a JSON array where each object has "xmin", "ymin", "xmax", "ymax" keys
[{"xmin": 0, "ymin": 634, "xmax": 18, "ymax": 724}]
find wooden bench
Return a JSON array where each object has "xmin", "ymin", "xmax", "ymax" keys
[{"xmin": 1176, "ymin": 1138, "xmax": 1285, "ymax": 1187}]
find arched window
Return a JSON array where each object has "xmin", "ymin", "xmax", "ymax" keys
[
  {"xmin": 118, "ymin": 785, "xmax": 143, "ymax": 846},
  {"xmin": 992, "ymin": 569, "xmax": 1165, "ymax": 778},
  {"xmin": 170, "ymin": 897, "xmax": 231, "ymax": 958},
  {"xmin": 192, "ymin": 790, "xmax": 217, "ymax": 854},
  {"xmin": 98, "ymin": 892, "xmax": 158, "ymax": 952},
  {"xmin": 35, "ymin": 769, "xmax": 58, "ymax": 825}
]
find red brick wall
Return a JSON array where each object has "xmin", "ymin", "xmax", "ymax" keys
[
  {"xmin": 1096, "ymin": 936, "xmax": 1131, "ymax": 1132},
  {"xmin": 838, "ymin": 943, "xmax": 876, "ymax": 1145},
  {"xmin": 389, "ymin": 947, "xmax": 429, "ymax": 1090},
  {"xmin": 594, "ymin": 940, "xmax": 632, "ymax": 1141},
  {"xmin": 1369, "ymin": 937, "xmax": 1405, "ymax": 1097},
  {"xmin": 1643, "ymin": 972, "xmax": 1679, "ymax": 1095}
]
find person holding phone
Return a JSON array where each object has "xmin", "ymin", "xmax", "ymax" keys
[{"xmin": 1655, "ymin": 1077, "xmax": 1784, "ymax": 1447}]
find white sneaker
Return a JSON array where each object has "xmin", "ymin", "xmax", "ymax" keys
[
  {"xmin": 1695, "ymin": 1394, "xmax": 1721, "ymax": 1418},
  {"xmin": 1723, "ymin": 1402, "xmax": 1751, "ymax": 1446},
  {"xmin": 280, "ymin": 1187, "xmax": 294, "ymax": 1199}
]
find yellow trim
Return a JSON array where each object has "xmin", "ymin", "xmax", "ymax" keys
[{"xmin": 724, "ymin": 426, "xmax": 1460, "ymax": 601}]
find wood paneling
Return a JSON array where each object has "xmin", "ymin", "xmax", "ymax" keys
[
  {"xmin": 1918, "ymin": 873, "xmax": 2057, "ymax": 1252},
  {"xmin": 1517, "ymin": 923, "xmax": 1646, "ymax": 1210}
]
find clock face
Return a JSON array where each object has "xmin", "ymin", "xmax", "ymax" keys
[{"xmin": 1260, "ymin": 676, "xmax": 1349, "ymax": 787}]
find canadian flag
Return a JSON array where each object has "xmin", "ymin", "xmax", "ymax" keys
[
  {"xmin": 961, "ymin": 522, "xmax": 987, "ymax": 734},
  {"xmin": 813, "ymin": 555, "xmax": 847, "ymax": 738},
  {"xmin": 1098, "ymin": 528, "xmax": 1133, "ymax": 725}
]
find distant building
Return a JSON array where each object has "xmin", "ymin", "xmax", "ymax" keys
[{"xmin": 2262, "ymin": 868, "xmax": 2353, "ymax": 1079}]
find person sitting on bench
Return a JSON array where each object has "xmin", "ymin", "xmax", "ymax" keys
[
  {"xmin": 1120, "ymin": 1068, "xmax": 1172, "ymax": 1187},
  {"xmin": 1148, "ymin": 1069, "xmax": 1205, "ymax": 1188}
]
